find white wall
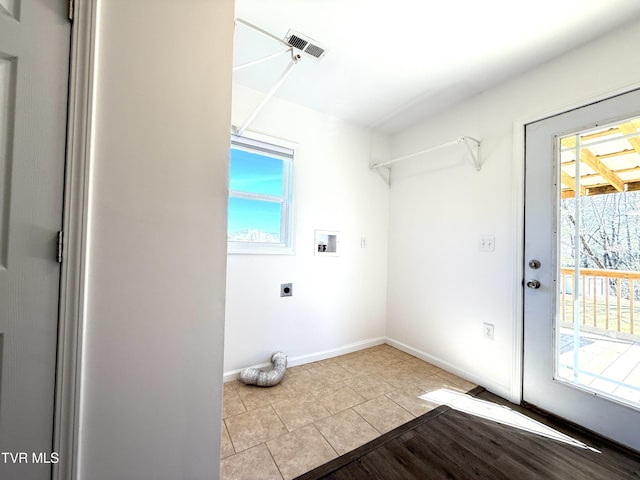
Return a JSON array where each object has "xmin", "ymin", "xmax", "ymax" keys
[
  {"xmin": 224, "ymin": 85, "xmax": 389, "ymax": 373},
  {"xmin": 386, "ymin": 18, "xmax": 640, "ymax": 400},
  {"xmin": 78, "ymin": 1, "xmax": 233, "ymax": 479}
]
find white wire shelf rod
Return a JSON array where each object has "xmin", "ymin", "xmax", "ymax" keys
[
  {"xmin": 233, "ymin": 48, "xmax": 292, "ymax": 71},
  {"xmin": 235, "ymin": 18, "xmax": 292, "ymax": 49},
  {"xmin": 370, "ymin": 136, "xmax": 479, "ymax": 169}
]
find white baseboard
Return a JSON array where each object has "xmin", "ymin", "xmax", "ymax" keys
[
  {"xmin": 286, "ymin": 337, "xmax": 387, "ymax": 368},
  {"xmin": 385, "ymin": 337, "xmax": 514, "ymax": 401},
  {"xmin": 223, "ymin": 336, "xmax": 386, "ymax": 383},
  {"xmin": 223, "ymin": 336, "xmax": 515, "ymax": 403}
]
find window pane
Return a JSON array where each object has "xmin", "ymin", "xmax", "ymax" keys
[
  {"xmin": 228, "ymin": 197, "xmax": 281, "ymax": 243},
  {"xmin": 555, "ymin": 116, "xmax": 640, "ymax": 408},
  {"xmin": 230, "ymin": 148, "xmax": 283, "ymax": 196}
]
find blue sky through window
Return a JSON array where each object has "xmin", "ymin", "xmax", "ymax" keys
[
  {"xmin": 228, "ymin": 198, "xmax": 282, "ymax": 240},
  {"xmin": 229, "ymin": 148, "xmax": 283, "ymax": 196},
  {"xmin": 228, "ymin": 147, "xmax": 285, "ymax": 242}
]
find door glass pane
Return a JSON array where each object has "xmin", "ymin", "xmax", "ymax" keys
[{"xmin": 556, "ymin": 115, "xmax": 640, "ymax": 409}]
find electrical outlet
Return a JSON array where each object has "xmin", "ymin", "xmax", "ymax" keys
[
  {"xmin": 280, "ymin": 283, "xmax": 293, "ymax": 297},
  {"xmin": 483, "ymin": 323, "xmax": 495, "ymax": 340},
  {"xmin": 479, "ymin": 235, "xmax": 495, "ymax": 252}
]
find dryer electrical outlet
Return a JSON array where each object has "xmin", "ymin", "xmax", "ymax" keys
[{"xmin": 280, "ymin": 283, "xmax": 293, "ymax": 297}]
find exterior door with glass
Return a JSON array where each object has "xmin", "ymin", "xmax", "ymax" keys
[{"xmin": 523, "ymin": 88, "xmax": 640, "ymax": 452}]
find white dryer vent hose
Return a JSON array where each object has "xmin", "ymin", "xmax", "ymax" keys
[{"xmin": 239, "ymin": 352, "xmax": 287, "ymax": 387}]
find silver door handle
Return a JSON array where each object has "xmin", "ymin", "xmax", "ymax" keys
[{"xmin": 526, "ymin": 279, "xmax": 541, "ymax": 289}]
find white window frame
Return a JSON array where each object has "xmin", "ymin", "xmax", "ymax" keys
[{"xmin": 228, "ymin": 133, "xmax": 295, "ymax": 254}]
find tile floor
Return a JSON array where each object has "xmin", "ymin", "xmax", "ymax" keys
[{"xmin": 220, "ymin": 344, "xmax": 477, "ymax": 480}]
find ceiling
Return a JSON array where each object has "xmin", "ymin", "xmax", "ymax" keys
[{"xmin": 232, "ymin": 0, "xmax": 640, "ymax": 134}]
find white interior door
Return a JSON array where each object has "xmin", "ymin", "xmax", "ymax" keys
[
  {"xmin": 0, "ymin": 1, "xmax": 70, "ymax": 478},
  {"xmin": 523, "ymin": 88, "xmax": 640, "ymax": 452}
]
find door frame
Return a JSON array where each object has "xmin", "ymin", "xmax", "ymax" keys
[
  {"xmin": 52, "ymin": 1, "xmax": 99, "ymax": 479},
  {"xmin": 513, "ymin": 80, "xmax": 640, "ymax": 407}
]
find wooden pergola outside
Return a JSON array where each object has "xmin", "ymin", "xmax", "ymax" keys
[{"xmin": 560, "ymin": 117, "xmax": 640, "ymax": 198}]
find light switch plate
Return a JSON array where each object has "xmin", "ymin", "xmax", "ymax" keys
[{"xmin": 479, "ymin": 235, "xmax": 495, "ymax": 252}]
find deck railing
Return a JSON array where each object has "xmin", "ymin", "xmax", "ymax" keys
[{"xmin": 559, "ymin": 267, "xmax": 640, "ymax": 336}]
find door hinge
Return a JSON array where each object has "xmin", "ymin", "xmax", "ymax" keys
[
  {"xmin": 57, "ymin": 231, "xmax": 64, "ymax": 264},
  {"xmin": 68, "ymin": 0, "xmax": 74, "ymax": 22}
]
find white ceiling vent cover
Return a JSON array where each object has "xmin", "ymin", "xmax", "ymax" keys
[{"xmin": 284, "ymin": 29, "xmax": 326, "ymax": 60}]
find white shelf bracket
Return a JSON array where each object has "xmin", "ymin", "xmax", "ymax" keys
[
  {"xmin": 370, "ymin": 164, "xmax": 391, "ymax": 187},
  {"xmin": 461, "ymin": 136, "xmax": 481, "ymax": 171}
]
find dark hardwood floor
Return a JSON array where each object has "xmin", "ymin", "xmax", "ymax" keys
[{"xmin": 297, "ymin": 388, "xmax": 640, "ymax": 480}]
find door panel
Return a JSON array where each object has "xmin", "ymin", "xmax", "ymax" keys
[
  {"xmin": 0, "ymin": 1, "xmax": 70, "ymax": 478},
  {"xmin": 523, "ymin": 88, "xmax": 640, "ymax": 452},
  {"xmin": 0, "ymin": 53, "xmax": 15, "ymax": 267}
]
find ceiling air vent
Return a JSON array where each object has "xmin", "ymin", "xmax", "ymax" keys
[
  {"xmin": 287, "ymin": 34, "xmax": 308, "ymax": 51},
  {"xmin": 284, "ymin": 29, "xmax": 326, "ymax": 60}
]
